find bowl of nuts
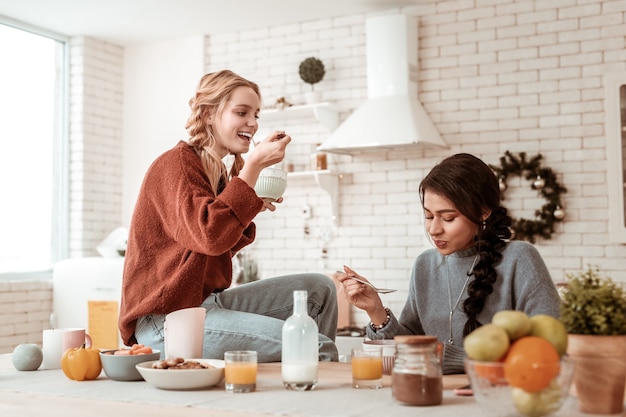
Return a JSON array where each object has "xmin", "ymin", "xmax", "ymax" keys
[
  {"xmin": 135, "ymin": 357, "xmax": 225, "ymax": 390},
  {"xmin": 100, "ymin": 344, "xmax": 160, "ymax": 381}
]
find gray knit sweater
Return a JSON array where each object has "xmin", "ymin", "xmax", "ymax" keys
[{"xmin": 366, "ymin": 240, "xmax": 561, "ymax": 374}]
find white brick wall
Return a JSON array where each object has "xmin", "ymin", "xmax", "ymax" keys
[
  {"xmin": 203, "ymin": 0, "xmax": 626, "ymax": 327},
  {"xmin": 5, "ymin": 0, "xmax": 622, "ymax": 338},
  {"xmin": 68, "ymin": 37, "xmax": 124, "ymax": 257},
  {"xmin": 0, "ymin": 280, "xmax": 52, "ymax": 354}
]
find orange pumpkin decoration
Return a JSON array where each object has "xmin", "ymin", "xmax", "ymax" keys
[{"xmin": 61, "ymin": 344, "xmax": 102, "ymax": 381}]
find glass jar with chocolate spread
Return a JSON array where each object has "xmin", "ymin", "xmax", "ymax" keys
[{"xmin": 391, "ymin": 335, "xmax": 443, "ymax": 406}]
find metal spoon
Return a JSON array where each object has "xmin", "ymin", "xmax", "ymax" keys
[{"xmin": 337, "ymin": 271, "xmax": 397, "ymax": 294}]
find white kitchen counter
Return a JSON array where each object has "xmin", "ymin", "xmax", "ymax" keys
[{"xmin": 0, "ymin": 354, "xmax": 613, "ymax": 417}]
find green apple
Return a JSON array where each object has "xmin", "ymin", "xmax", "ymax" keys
[
  {"xmin": 511, "ymin": 380, "xmax": 562, "ymax": 417},
  {"xmin": 492, "ymin": 310, "xmax": 532, "ymax": 341},
  {"xmin": 464, "ymin": 323, "xmax": 510, "ymax": 361},
  {"xmin": 529, "ymin": 314, "xmax": 568, "ymax": 357}
]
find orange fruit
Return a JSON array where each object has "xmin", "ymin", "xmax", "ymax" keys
[
  {"xmin": 504, "ymin": 336, "xmax": 560, "ymax": 393},
  {"xmin": 473, "ymin": 359, "xmax": 506, "ymax": 384}
]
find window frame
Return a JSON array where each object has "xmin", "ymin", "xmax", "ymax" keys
[{"xmin": 605, "ymin": 72, "xmax": 626, "ymax": 243}]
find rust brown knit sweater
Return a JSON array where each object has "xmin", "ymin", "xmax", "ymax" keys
[{"xmin": 119, "ymin": 141, "xmax": 263, "ymax": 345}]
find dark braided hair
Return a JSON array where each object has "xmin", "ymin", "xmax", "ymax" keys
[{"xmin": 419, "ymin": 153, "xmax": 512, "ymax": 337}]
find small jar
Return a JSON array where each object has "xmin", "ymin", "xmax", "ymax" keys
[
  {"xmin": 315, "ymin": 150, "xmax": 327, "ymax": 170},
  {"xmin": 310, "ymin": 143, "xmax": 327, "ymax": 171},
  {"xmin": 391, "ymin": 335, "xmax": 443, "ymax": 406}
]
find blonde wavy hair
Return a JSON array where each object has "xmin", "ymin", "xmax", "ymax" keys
[{"xmin": 185, "ymin": 70, "xmax": 261, "ymax": 195}]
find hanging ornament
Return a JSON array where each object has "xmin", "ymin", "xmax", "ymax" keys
[
  {"xmin": 499, "ymin": 176, "xmax": 507, "ymax": 192},
  {"xmin": 533, "ymin": 175, "xmax": 545, "ymax": 189},
  {"xmin": 553, "ymin": 205, "xmax": 565, "ymax": 220}
]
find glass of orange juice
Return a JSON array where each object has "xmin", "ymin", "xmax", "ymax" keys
[
  {"xmin": 351, "ymin": 347, "xmax": 383, "ymax": 389},
  {"xmin": 224, "ymin": 350, "xmax": 257, "ymax": 393}
]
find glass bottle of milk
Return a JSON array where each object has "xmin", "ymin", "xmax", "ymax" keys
[{"xmin": 282, "ymin": 290, "xmax": 319, "ymax": 390}]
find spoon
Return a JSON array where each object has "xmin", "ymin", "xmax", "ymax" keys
[
  {"xmin": 252, "ymin": 131, "xmax": 286, "ymax": 148},
  {"xmin": 336, "ymin": 271, "xmax": 397, "ymax": 294}
]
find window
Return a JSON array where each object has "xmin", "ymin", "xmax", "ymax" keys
[
  {"xmin": 0, "ymin": 19, "xmax": 68, "ymax": 273},
  {"xmin": 605, "ymin": 73, "xmax": 626, "ymax": 243}
]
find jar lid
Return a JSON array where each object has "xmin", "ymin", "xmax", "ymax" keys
[{"xmin": 394, "ymin": 335, "xmax": 438, "ymax": 345}]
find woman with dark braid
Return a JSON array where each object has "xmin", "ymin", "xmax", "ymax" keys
[{"xmin": 337, "ymin": 153, "xmax": 561, "ymax": 374}]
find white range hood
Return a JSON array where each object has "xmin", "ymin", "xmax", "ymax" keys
[{"xmin": 318, "ymin": 13, "xmax": 448, "ymax": 155}]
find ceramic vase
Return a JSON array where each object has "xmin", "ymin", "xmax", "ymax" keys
[
  {"xmin": 304, "ymin": 91, "xmax": 321, "ymax": 105},
  {"xmin": 567, "ymin": 334, "xmax": 626, "ymax": 415}
]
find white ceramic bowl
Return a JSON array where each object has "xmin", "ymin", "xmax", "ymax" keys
[
  {"xmin": 135, "ymin": 358, "xmax": 225, "ymax": 390},
  {"xmin": 100, "ymin": 349, "xmax": 161, "ymax": 381},
  {"xmin": 254, "ymin": 167, "xmax": 287, "ymax": 202},
  {"xmin": 363, "ymin": 340, "xmax": 396, "ymax": 375}
]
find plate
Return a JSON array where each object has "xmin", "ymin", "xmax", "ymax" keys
[{"xmin": 135, "ymin": 358, "xmax": 225, "ymax": 390}]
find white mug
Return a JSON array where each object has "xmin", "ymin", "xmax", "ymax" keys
[
  {"xmin": 164, "ymin": 307, "xmax": 206, "ymax": 359},
  {"xmin": 42, "ymin": 328, "xmax": 92, "ymax": 369}
]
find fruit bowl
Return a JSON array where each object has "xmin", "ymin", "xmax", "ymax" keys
[{"xmin": 465, "ymin": 356, "xmax": 575, "ymax": 417}]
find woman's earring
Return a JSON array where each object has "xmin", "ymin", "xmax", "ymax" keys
[{"xmin": 482, "ymin": 220, "xmax": 486, "ymax": 231}]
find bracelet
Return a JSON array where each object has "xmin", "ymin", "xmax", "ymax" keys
[{"xmin": 370, "ymin": 307, "xmax": 391, "ymax": 331}]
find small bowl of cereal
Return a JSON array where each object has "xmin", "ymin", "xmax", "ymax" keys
[
  {"xmin": 254, "ymin": 167, "xmax": 288, "ymax": 202},
  {"xmin": 100, "ymin": 344, "xmax": 160, "ymax": 381},
  {"xmin": 135, "ymin": 357, "xmax": 225, "ymax": 390}
]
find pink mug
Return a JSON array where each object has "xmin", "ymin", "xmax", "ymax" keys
[
  {"xmin": 164, "ymin": 307, "xmax": 206, "ymax": 359},
  {"xmin": 62, "ymin": 328, "xmax": 92, "ymax": 351}
]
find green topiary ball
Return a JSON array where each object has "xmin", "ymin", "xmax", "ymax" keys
[{"xmin": 299, "ymin": 57, "xmax": 325, "ymax": 89}]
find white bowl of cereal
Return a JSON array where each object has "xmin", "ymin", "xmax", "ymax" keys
[
  {"xmin": 135, "ymin": 357, "xmax": 225, "ymax": 390},
  {"xmin": 254, "ymin": 167, "xmax": 287, "ymax": 202}
]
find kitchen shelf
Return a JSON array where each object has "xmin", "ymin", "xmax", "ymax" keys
[
  {"xmin": 262, "ymin": 102, "xmax": 338, "ymax": 132},
  {"xmin": 288, "ymin": 170, "xmax": 344, "ymax": 226},
  {"xmin": 264, "ymin": 103, "xmax": 342, "ymax": 225}
]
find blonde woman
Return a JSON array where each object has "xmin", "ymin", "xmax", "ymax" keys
[{"xmin": 120, "ymin": 70, "xmax": 338, "ymax": 361}]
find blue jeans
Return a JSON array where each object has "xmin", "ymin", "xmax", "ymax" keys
[{"xmin": 135, "ymin": 273, "xmax": 339, "ymax": 362}]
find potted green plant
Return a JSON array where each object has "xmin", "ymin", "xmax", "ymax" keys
[
  {"xmin": 560, "ymin": 265, "xmax": 626, "ymax": 415},
  {"xmin": 299, "ymin": 57, "xmax": 325, "ymax": 104}
]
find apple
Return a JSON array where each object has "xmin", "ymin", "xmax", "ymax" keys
[
  {"xmin": 529, "ymin": 314, "xmax": 568, "ymax": 357},
  {"xmin": 511, "ymin": 380, "xmax": 562, "ymax": 417},
  {"xmin": 464, "ymin": 323, "xmax": 510, "ymax": 362},
  {"xmin": 492, "ymin": 310, "xmax": 532, "ymax": 341}
]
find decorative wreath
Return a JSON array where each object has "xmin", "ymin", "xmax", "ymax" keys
[{"xmin": 489, "ymin": 151, "xmax": 567, "ymax": 243}]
